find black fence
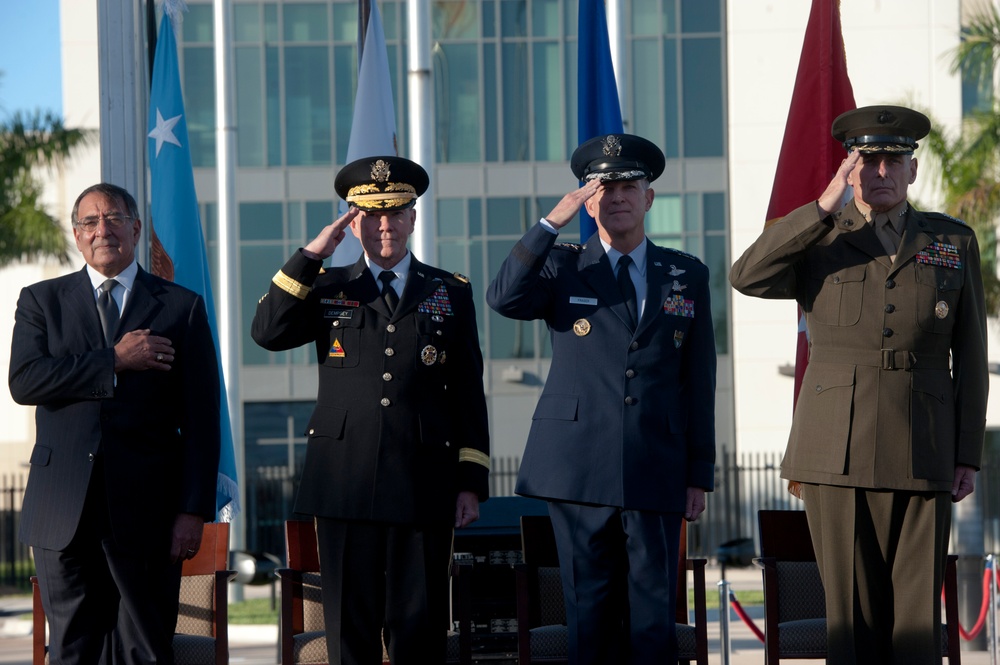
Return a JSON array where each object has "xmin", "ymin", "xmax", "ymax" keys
[{"xmin": 3, "ymin": 443, "xmax": 999, "ymax": 586}]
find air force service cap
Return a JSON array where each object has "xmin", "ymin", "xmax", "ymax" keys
[
  {"xmin": 831, "ymin": 105, "xmax": 930, "ymax": 154},
  {"xmin": 570, "ymin": 133, "xmax": 666, "ymax": 183},
  {"xmin": 334, "ymin": 156, "xmax": 430, "ymax": 212}
]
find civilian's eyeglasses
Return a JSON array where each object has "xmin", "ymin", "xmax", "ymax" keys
[{"xmin": 74, "ymin": 214, "xmax": 133, "ymax": 233}]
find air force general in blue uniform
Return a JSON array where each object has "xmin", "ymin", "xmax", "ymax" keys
[{"xmin": 487, "ymin": 135, "xmax": 717, "ymax": 664}]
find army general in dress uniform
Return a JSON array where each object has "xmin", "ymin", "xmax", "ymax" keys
[
  {"xmin": 730, "ymin": 106, "xmax": 988, "ymax": 664},
  {"xmin": 251, "ymin": 156, "xmax": 490, "ymax": 665},
  {"xmin": 488, "ymin": 134, "xmax": 717, "ymax": 665}
]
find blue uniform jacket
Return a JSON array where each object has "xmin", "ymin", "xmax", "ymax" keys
[{"xmin": 488, "ymin": 224, "xmax": 716, "ymax": 512}]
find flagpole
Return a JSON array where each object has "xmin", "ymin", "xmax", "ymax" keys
[
  {"xmin": 408, "ymin": 0, "xmax": 435, "ymax": 264},
  {"xmin": 213, "ymin": 0, "xmax": 244, "ymax": 564}
]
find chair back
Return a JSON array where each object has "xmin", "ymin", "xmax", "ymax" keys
[
  {"xmin": 283, "ymin": 519, "xmax": 326, "ymax": 637},
  {"xmin": 757, "ymin": 510, "xmax": 826, "ymax": 623},
  {"xmin": 177, "ymin": 522, "xmax": 231, "ymax": 637}
]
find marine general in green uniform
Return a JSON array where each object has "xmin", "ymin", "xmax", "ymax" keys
[
  {"xmin": 252, "ymin": 156, "xmax": 490, "ymax": 665},
  {"xmin": 730, "ymin": 106, "xmax": 988, "ymax": 665}
]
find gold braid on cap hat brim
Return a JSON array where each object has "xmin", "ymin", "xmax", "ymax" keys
[{"xmin": 346, "ymin": 182, "xmax": 417, "ymax": 209}]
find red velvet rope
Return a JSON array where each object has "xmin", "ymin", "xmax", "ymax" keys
[
  {"xmin": 728, "ymin": 591, "xmax": 766, "ymax": 642},
  {"xmin": 949, "ymin": 563, "xmax": 994, "ymax": 641}
]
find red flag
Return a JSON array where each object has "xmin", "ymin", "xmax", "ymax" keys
[{"xmin": 766, "ymin": 0, "xmax": 856, "ymax": 409}]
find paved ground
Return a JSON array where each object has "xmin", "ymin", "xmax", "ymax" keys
[{"xmin": 2, "ymin": 565, "xmax": 995, "ymax": 664}]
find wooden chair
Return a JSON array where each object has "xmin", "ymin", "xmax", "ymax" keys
[
  {"xmin": 32, "ymin": 521, "xmax": 236, "ymax": 665},
  {"xmin": 513, "ymin": 515, "xmax": 709, "ymax": 665},
  {"xmin": 754, "ymin": 509, "xmax": 961, "ymax": 664},
  {"xmin": 276, "ymin": 519, "xmax": 472, "ymax": 665}
]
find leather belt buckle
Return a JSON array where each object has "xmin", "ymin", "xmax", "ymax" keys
[{"xmin": 881, "ymin": 349, "xmax": 895, "ymax": 370}]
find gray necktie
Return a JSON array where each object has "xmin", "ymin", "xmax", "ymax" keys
[
  {"xmin": 616, "ymin": 255, "xmax": 637, "ymax": 330},
  {"xmin": 97, "ymin": 279, "xmax": 120, "ymax": 347},
  {"xmin": 378, "ymin": 271, "xmax": 399, "ymax": 313}
]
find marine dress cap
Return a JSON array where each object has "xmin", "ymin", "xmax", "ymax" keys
[
  {"xmin": 570, "ymin": 134, "xmax": 666, "ymax": 183},
  {"xmin": 334, "ymin": 155, "xmax": 430, "ymax": 211},
  {"xmin": 831, "ymin": 105, "xmax": 930, "ymax": 154}
]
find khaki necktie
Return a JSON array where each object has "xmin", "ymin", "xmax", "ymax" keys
[{"xmin": 874, "ymin": 213, "xmax": 901, "ymax": 259}]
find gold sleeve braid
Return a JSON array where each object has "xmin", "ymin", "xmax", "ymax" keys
[
  {"xmin": 272, "ymin": 270, "xmax": 312, "ymax": 300},
  {"xmin": 459, "ymin": 448, "xmax": 490, "ymax": 470}
]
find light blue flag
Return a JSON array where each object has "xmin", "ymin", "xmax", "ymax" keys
[
  {"xmin": 330, "ymin": 0, "xmax": 398, "ymax": 267},
  {"xmin": 578, "ymin": 0, "xmax": 624, "ymax": 242},
  {"xmin": 148, "ymin": 0, "xmax": 239, "ymax": 521}
]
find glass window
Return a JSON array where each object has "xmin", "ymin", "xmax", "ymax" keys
[
  {"xmin": 264, "ymin": 4, "xmax": 279, "ymax": 42},
  {"xmin": 646, "ymin": 194, "xmax": 683, "ymax": 235},
  {"xmin": 437, "ymin": 199, "xmax": 466, "ymax": 237},
  {"xmin": 240, "ymin": 202, "xmax": 284, "ymax": 241},
  {"xmin": 285, "ymin": 46, "xmax": 332, "ymax": 166},
  {"xmin": 533, "ymin": 41, "xmax": 563, "ymax": 161},
  {"xmin": 483, "ymin": 0, "xmax": 497, "ymax": 38},
  {"xmin": 502, "ymin": 42, "xmax": 530, "ymax": 161},
  {"xmin": 681, "ymin": 37, "xmax": 723, "ymax": 157},
  {"xmin": 283, "ymin": 4, "xmax": 329, "ymax": 42},
  {"xmin": 487, "ymin": 198, "xmax": 530, "ymax": 236},
  {"xmin": 333, "ymin": 44, "xmax": 356, "ymax": 164},
  {"xmin": 469, "ymin": 199, "xmax": 483, "ymax": 236},
  {"xmin": 265, "ymin": 47, "xmax": 281, "ymax": 166},
  {"xmin": 484, "ymin": 46, "xmax": 499, "ymax": 161},
  {"xmin": 434, "ymin": 43, "xmax": 481, "ymax": 163},
  {"xmin": 305, "ymin": 201, "xmax": 333, "ymax": 241},
  {"xmin": 332, "ymin": 2, "xmax": 357, "ymax": 42},
  {"xmin": 234, "ymin": 4, "xmax": 260, "ymax": 42},
  {"xmin": 438, "ymin": 240, "xmax": 469, "ymax": 275},
  {"xmin": 434, "ymin": 1, "xmax": 479, "ymax": 39},
  {"xmin": 684, "ymin": 193, "xmax": 700, "ymax": 233},
  {"xmin": 236, "ymin": 47, "xmax": 264, "ymax": 167},
  {"xmin": 632, "ymin": 39, "xmax": 666, "ymax": 156},
  {"xmin": 681, "ymin": 0, "xmax": 720, "ymax": 33},
  {"xmin": 183, "ymin": 46, "xmax": 216, "ymax": 167},
  {"xmin": 703, "ymin": 234, "xmax": 729, "ymax": 354},
  {"xmin": 532, "ymin": 0, "xmax": 560, "ymax": 37},
  {"xmin": 632, "ymin": 2, "xmax": 660, "ymax": 37},
  {"xmin": 382, "ymin": 1, "xmax": 401, "ymax": 40},
  {"xmin": 704, "ymin": 192, "xmax": 726, "ymax": 231},
  {"xmin": 500, "ymin": 0, "xmax": 527, "ymax": 38},
  {"xmin": 181, "ymin": 4, "xmax": 213, "ymax": 42}
]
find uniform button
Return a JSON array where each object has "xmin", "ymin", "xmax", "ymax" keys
[
  {"xmin": 882, "ymin": 328, "xmax": 893, "ymax": 338},
  {"xmin": 833, "ymin": 276, "xmax": 841, "ymax": 284},
  {"xmin": 380, "ymin": 398, "xmax": 391, "ymax": 407},
  {"xmin": 444, "ymin": 441, "xmax": 451, "ymax": 448},
  {"xmin": 386, "ymin": 324, "xmax": 396, "ymax": 333},
  {"xmin": 436, "ymin": 330, "xmax": 443, "ymax": 336},
  {"xmin": 88, "ymin": 453, "xmax": 96, "ymax": 462},
  {"xmin": 815, "ymin": 385, "xmax": 822, "ymax": 392},
  {"xmin": 382, "ymin": 372, "xmax": 393, "ymax": 381},
  {"xmin": 630, "ymin": 341, "xmax": 639, "ymax": 351},
  {"xmin": 625, "ymin": 396, "xmax": 636, "ymax": 405},
  {"xmin": 308, "ymin": 428, "xmax": 315, "ymax": 435},
  {"xmin": 332, "ymin": 320, "xmax": 341, "ymax": 327},
  {"xmin": 884, "ymin": 304, "xmax": 895, "ymax": 313},
  {"xmin": 385, "ymin": 348, "xmax": 395, "ymax": 356},
  {"xmin": 886, "ymin": 279, "xmax": 896, "ymax": 289},
  {"xmin": 625, "ymin": 369, "xmax": 636, "ymax": 379}
]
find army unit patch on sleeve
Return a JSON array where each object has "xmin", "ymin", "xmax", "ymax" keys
[
  {"xmin": 915, "ymin": 242, "xmax": 962, "ymax": 269},
  {"xmin": 418, "ymin": 284, "xmax": 455, "ymax": 316}
]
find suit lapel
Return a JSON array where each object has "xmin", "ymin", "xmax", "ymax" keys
[
  {"xmin": 397, "ymin": 258, "xmax": 444, "ymax": 320},
  {"xmin": 117, "ymin": 268, "xmax": 162, "ymax": 339},
  {"xmin": 348, "ymin": 258, "xmax": 390, "ymax": 319},
  {"xmin": 579, "ymin": 239, "xmax": 634, "ymax": 332},
  {"xmin": 891, "ymin": 207, "xmax": 933, "ymax": 276},
  {"xmin": 638, "ymin": 242, "xmax": 672, "ymax": 337},
  {"xmin": 837, "ymin": 205, "xmax": 891, "ymax": 269}
]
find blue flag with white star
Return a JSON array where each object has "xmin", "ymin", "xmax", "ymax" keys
[
  {"xmin": 148, "ymin": 2, "xmax": 239, "ymax": 520},
  {"xmin": 578, "ymin": 0, "xmax": 624, "ymax": 241}
]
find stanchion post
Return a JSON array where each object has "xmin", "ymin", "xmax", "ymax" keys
[{"xmin": 719, "ymin": 579, "xmax": 731, "ymax": 665}]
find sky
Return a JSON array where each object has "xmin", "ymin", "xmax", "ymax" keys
[{"xmin": 0, "ymin": 0, "xmax": 63, "ymax": 116}]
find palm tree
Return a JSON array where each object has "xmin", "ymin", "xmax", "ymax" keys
[
  {"xmin": 0, "ymin": 77, "xmax": 93, "ymax": 268},
  {"xmin": 919, "ymin": 3, "xmax": 1000, "ymax": 313}
]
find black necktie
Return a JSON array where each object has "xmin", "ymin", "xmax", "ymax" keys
[
  {"xmin": 378, "ymin": 271, "xmax": 399, "ymax": 313},
  {"xmin": 616, "ymin": 255, "xmax": 637, "ymax": 329},
  {"xmin": 97, "ymin": 279, "xmax": 120, "ymax": 347}
]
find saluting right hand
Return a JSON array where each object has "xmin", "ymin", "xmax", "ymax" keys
[
  {"xmin": 543, "ymin": 178, "xmax": 602, "ymax": 229},
  {"xmin": 817, "ymin": 149, "xmax": 861, "ymax": 216},
  {"xmin": 302, "ymin": 207, "xmax": 361, "ymax": 260}
]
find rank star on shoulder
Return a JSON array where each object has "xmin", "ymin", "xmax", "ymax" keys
[{"xmin": 149, "ymin": 108, "xmax": 183, "ymax": 156}]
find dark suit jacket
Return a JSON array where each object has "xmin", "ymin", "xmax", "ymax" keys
[
  {"xmin": 10, "ymin": 265, "xmax": 221, "ymax": 553},
  {"xmin": 730, "ymin": 201, "xmax": 988, "ymax": 490},
  {"xmin": 251, "ymin": 251, "xmax": 490, "ymax": 526},
  {"xmin": 487, "ymin": 224, "xmax": 717, "ymax": 513}
]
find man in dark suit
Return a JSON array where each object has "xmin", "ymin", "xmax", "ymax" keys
[
  {"xmin": 251, "ymin": 156, "xmax": 490, "ymax": 665},
  {"xmin": 730, "ymin": 106, "xmax": 988, "ymax": 664},
  {"xmin": 487, "ymin": 134, "xmax": 717, "ymax": 664},
  {"xmin": 9, "ymin": 183, "xmax": 221, "ymax": 665}
]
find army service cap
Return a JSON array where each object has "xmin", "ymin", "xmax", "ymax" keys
[
  {"xmin": 570, "ymin": 134, "xmax": 666, "ymax": 183},
  {"xmin": 831, "ymin": 105, "xmax": 930, "ymax": 154},
  {"xmin": 334, "ymin": 156, "xmax": 430, "ymax": 211}
]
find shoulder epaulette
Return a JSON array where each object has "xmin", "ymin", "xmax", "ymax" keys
[
  {"xmin": 554, "ymin": 242, "xmax": 584, "ymax": 253},
  {"xmin": 662, "ymin": 246, "xmax": 704, "ymax": 263},
  {"xmin": 924, "ymin": 211, "xmax": 967, "ymax": 227},
  {"xmin": 453, "ymin": 272, "xmax": 470, "ymax": 284}
]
